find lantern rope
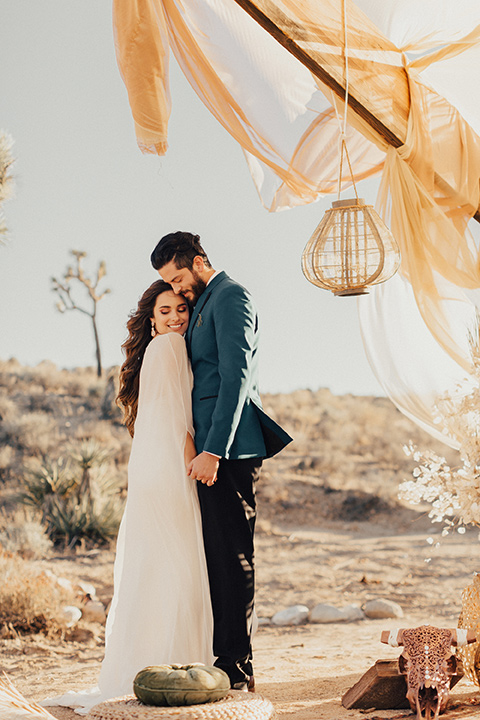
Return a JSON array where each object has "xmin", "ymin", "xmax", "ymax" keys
[{"xmin": 336, "ymin": 0, "xmax": 359, "ymax": 203}]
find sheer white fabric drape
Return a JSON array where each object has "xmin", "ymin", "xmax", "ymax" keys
[{"xmin": 113, "ymin": 0, "xmax": 480, "ymax": 445}]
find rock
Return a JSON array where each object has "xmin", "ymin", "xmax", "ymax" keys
[
  {"xmin": 271, "ymin": 605, "xmax": 309, "ymax": 626},
  {"xmin": 81, "ymin": 600, "xmax": 106, "ymax": 624},
  {"xmin": 257, "ymin": 617, "xmax": 271, "ymax": 626},
  {"xmin": 43, "ymin": 569, "xmax": 74, "ymax": 593},
  {"xmin": 309, "ymin": 603, "xmax": 364, "ymax": 623},
  {"xmin": 77, "ymin": 580, "xmax": 97, "ymax": 599},
  {"xmin": 66, "ymin": 626, "xmax": 96, "ymax": 642},
  {"xmin": 363, "ymin": 599, "xmax": 404, "ymax": 619},
  {"xmin": 56, "ymin": 576, "xmax": 75, "ymax": 592},
  {"xmin": 340, "ymin": 604, "xmax": 365, "ymax": 621},
  {"xmin": 62, "ymin": 605, "xmax": 82, "ymax": 628}
]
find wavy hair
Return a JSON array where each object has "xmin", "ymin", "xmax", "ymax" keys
[{"xmin": 117, "ymin": 280, "xmax": 186, "ymax": 437}]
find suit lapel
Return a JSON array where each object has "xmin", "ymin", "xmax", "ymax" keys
[
  {"xmin": 187, "ymin": 272, "xmax": 227, "ymax": 346},
  {"xmin": 187, "ymin": 291, "xmax": 211, "ymax": 345}
]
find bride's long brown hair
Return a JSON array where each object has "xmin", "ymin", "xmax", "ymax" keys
[{"xmin": 117, "ymin": 280, "xmax": 186, "ymax": 437}]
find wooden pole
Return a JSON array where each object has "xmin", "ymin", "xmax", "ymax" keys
[{"xmin": 230, "ymin": 0, "xmax": 480, "ymax": 223}]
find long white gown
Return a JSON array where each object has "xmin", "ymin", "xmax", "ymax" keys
[{"xmin": 43, "ymin": 333, "xmax": 214, "ymax": 715}]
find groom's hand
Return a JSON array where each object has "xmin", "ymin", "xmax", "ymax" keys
[{"xmin": 187, "ymin": 452, "xmax": 219, "ymax": 487}]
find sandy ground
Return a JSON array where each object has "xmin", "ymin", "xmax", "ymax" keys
[{"xmin": 3, "ymin": 515, "xmax": 480, "ymax": 719}]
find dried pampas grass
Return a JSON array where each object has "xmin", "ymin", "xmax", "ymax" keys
[{"xmin": 0, "ymin": 674, "xmax": 56, "ymax": 719}]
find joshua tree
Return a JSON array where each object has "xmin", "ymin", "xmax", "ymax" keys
[
  {"xmin": 52, "ymin": 250, "xmax": 111, "ymax": 377},
  {"xmin": 0, "ymin": 131, "xmax": 15, "ymax": 242}
]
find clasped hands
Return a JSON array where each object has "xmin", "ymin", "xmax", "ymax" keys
[{"xmin": 187, "ymin": 451, "xmax": 219, "ymax": 487}]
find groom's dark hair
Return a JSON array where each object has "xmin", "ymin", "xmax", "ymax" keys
[{"xmin": 151, "ymin": 231, "xmax": 212, "ymax": 271}]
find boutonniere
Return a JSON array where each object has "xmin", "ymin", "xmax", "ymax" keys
[{"xmin": 196, "ymin": 313, "xmax": 203, "ymax": 328}]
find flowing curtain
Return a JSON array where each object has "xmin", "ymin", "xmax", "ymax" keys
[{"xmin": 113, "ymin": 0, "xmax": 480, "ymax": 445}]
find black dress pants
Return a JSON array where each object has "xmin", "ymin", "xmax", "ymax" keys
[{"xmin": 196, "ymin": 457, "xmax": 262, "ymax": 686}]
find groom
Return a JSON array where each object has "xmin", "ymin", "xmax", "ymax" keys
[{"xmin": 151, "ymin": 231, "xmax": 292, "ymax": 690}]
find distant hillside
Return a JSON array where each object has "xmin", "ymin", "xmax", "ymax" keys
[{"xmin": 0, "ymin": 359, "xmax": 458, "ymax": 546}]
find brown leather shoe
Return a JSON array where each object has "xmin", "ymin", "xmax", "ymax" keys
[{"xmin": 248, "ymin": 676, "xmax": 255, "ymax": 693}]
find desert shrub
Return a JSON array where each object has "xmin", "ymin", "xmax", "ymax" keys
[
  {"xmin": 0, "ymin": 444, "xmax": 14, "ymax": 467},
  {"xmin": 64, "ymin": 368, "xmax": 102, "ymax": 398},
  {"xmin": 74, "ymin": 420, "xmax": 121, "ymax": 446},
  {"xmin": 0, "ymin": 444, "xmax": 14, "ymax": 482},
  {"xmin": 0, "ymin": 395, "xmax": 18, "ymax": 422},
  {"xmin": 0, "ymin": 359, "xmax": 22, "ymax": 392},
  {"xmin": 0, "ymin": 508, "xmax": 52, "ymax": 558},
  {"xmin": 25, "ymin": 392, "xmax": 55, "ymax": 413},
  {"xmin": 0, "ymin": 549, "xmax": 73, "ymax": 635},
  {"xmin": 18, "ymin": 439, "xmax": 124, "ymax": 548},
  {"xmin": 101, "ymin": 371, "xmax": 121, "ymax": 420},
  {"xmin": 47, "ymin": 493, "xmax": 123, "ymax": 546},
  {"xmin": 20, "ymin": 458, "xmax": 76, "ymax": 507},
  {"xmin": 1, "ymin": 411, "xmax": 57, "ymax": 455},
  {"xmin": 15, "ymin": 361, "xmax": 64, "ymax": 393}
]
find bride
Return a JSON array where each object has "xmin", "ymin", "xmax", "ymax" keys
[{"xmin": 43, "ymin": 279, "xmax": 213, "ymax": 715}]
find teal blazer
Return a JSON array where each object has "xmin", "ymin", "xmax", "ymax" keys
[{"xmin": 186, "ymin": 272, "xmax": 292, "ymax": 460}]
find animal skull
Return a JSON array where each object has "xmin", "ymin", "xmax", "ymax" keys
[{"xmin": 381, "ymin": 625, "xmax": 476, "ymax": 720}]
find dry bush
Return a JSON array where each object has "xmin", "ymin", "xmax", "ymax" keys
[
  {"xmin": 74, "ymin": 420, "xmax": 123, "ymax": 452},
  {"xmin": 0, "ymin": 356, "xmax": 460, "ymax": 532},
  {"xmin": 0, "ymin": 360, "xmax": 104, "ymax": 399},
  {"xmin": 0, "ymin": 359, "xmax": 21, "ymax": 393},
  {"xmin": 0, "ymin": 394, "xmax": 18, "ymax": 421},
  {"xmin": 0, "ymin": 444, "xmax": 13, "ymax": 467},
  {"xmin": 64, "ymin": 375, "xmax": 100, "ymax": 399},
  {"xmin": 1, "ymin": 411, "xmax": 57, "ymax": 456},
  {"xmin": 101, "ymin": 370, "xmax": 122, "ymax": 420},
  {"xmin": 0, "ymin": 549, "xmax": 73, "ymax": 635},
  {"xmin": 0, "ymin": 508, "xmax": 52, "ymax": 558},
  {"xmin": 18, "ymin": 440, "xmax": 125, "ymax": 548},
  {"xmin": 260, "ymin": 387, "xmax": 459, "ymax": 527},
  {"xmin": 0, "ymin": 444, "xmax": 14, "ymax": 479},
  {"xmin": 6, "ymin": 360, "xmax": 64, "ymax": 394}
]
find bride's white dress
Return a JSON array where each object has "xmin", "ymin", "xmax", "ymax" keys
[{"xmin": 43, "ymin": 333, "xmax": 214, "ymax": 715}]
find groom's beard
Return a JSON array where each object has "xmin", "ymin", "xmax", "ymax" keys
[{"xmin": 188, "ymin": 272, "xmax": 207, "ymax": 305}]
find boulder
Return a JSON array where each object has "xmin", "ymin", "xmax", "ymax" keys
[
  {"xmin": 62, "ymin": 605, "xmax": 82, "ymax": 628},
  {"xmin": 310, "ymin": 603, "xmax": 364, "ymax": 623},
  {"xmin": 77, "ymin": 580, "xmax": 97, "ymax": 599},
  {"xmin": 363, "ymin": 599, "xmax": 404, "ymax": 619},
  {"xmin": 271, "ymin": 605, "xmax": 309, "ymax": 626},
  {"xmin": 82, "ymin": 600, "xmax": 106, "ymax": 623}
]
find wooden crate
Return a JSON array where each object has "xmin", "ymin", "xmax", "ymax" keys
[{"xmin": 342, "ymin": 659, "xmax": 464, "ymax": 710}]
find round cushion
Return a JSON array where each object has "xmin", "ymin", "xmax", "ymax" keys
[{"xmin": 133, "ymin": 664, "xmax": 230, "ymax": 707}]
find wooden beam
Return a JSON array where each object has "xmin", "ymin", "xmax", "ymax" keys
[
  {"xmin": 231, "ymin": 0, "xmax": 409, "ymax": 142},
  {"xmin": 231, "ymin": 0, "xmax": 480, "ymax": 223}
]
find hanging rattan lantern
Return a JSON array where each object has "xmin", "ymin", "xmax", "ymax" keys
[{"xmin": 302, "ymin": 197, "xmax": 401, "ymax": 296}]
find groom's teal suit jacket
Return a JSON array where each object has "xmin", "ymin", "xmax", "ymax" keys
[{"xmin": 186, "ymin": 271, "xmax": 292, "ymax": 459}]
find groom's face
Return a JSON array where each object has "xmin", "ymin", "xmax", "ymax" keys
[{"xmin": 159, "ymin": 258, "xmax": 207, "ymax": 305}]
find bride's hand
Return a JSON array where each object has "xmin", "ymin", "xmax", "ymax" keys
[
  {"xmin": 187, "ymin": 452, "xmax": 219, "ymax": 486},
  {"xmin": 184, "ymin": 432, "xmax": 197, "ymax": 468}
]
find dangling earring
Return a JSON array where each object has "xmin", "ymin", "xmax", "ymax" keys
[{"xmin": 151, "ymin": 320, "xmax": 157, "ymax": 337}]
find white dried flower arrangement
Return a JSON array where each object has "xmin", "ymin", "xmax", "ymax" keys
[{"xmin": 399, "ymin": 323, "xmax": 480, "ymax": 535}]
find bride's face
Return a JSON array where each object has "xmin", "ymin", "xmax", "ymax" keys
[{"xmin": 151, "ymin": 290, "xmax": 189, "ymax": 336}]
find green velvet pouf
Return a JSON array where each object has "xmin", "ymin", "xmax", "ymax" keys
[{"xmin": 133, "ymin": 664, "xmax": 230, "ymax": 707}]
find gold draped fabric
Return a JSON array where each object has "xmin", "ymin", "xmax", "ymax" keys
[{"xmin": 113, "ymin": 0, "xmax": 480, "ymax": 445}]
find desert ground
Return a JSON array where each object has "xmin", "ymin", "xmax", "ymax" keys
[
  {"xmin": 1, "ymin": 363, "xmax": 480, "ymax": 718},
  {"xmin": 4, "ymin": 509, "xmax": 480, "ymax": 719}
]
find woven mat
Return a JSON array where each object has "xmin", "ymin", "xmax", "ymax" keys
[{"xmin": 85, "ymin": 691, "xmax": 275, "ymax": 720}]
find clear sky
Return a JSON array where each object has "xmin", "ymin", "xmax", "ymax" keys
[{"xmin": 1, "ymin": 0, "xmax": 385, "ymax": 396}]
